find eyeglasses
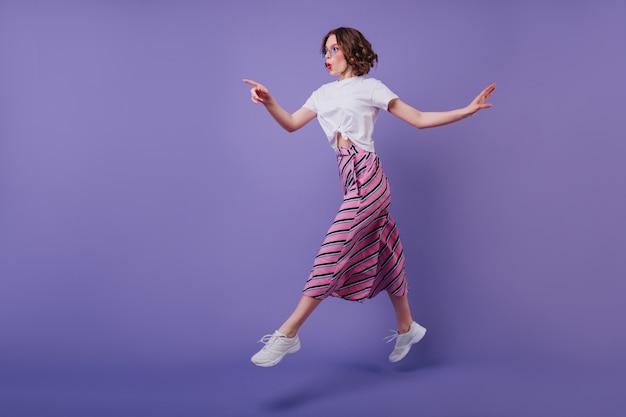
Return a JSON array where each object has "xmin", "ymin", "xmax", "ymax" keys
[{"xmin": 322, "ymin": 44, "xmax": 341, "ymax": 58}]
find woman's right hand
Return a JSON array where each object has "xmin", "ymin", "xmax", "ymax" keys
[
  {"xmin": 243, "ymin": 79, "xmax": 273, "ymax": 105},
  {"xmin": 242, "ymin": 78, "xmax": 316, "ymax": 132}
]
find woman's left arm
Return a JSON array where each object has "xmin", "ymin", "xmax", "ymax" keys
[{"xmin": 388, "ymin": 83, "xmax": 496, "ymax": 129}]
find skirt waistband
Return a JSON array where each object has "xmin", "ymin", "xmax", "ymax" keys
[{"xmin": 336, "ymin": 143, "xmax": 370, "ymax": 157}]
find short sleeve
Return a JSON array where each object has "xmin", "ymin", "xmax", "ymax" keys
[
  {"xmin": 371, "ymin": 80, "xmax": 399, "ymax": 111},
  {"xmin": 303, "ymin": 89, "xmax": 319, "ymax": 113}
]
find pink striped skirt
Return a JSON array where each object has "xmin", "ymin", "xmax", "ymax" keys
[{"xmin": 303, "ymin": 144, "xmax": 408, "ymax": 302}]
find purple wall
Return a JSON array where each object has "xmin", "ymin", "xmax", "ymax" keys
[{"xmin": 1, "ymin": 0, "xmax": 625, "ymax": 415}]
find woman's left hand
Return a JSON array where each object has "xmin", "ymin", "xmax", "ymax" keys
[{"xmin": 466, "ymin": 83, "xmax": 496, "ymax": 116}]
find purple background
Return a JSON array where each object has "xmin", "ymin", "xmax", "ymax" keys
[{"xmin": 1, "ymin": 0, "xmax": 625, "ymax": 416}]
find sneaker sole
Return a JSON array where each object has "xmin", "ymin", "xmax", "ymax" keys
[{"xmin": 251, "ymin": 341, "xmax": 301, "ymax": 367}]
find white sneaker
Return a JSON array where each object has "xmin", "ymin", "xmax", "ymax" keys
[
  {"xmin": 251, "ymin": 331, "xmax": 301, "ymax": 367},
  {"xmin": 385, "ymin": 322, "xmax": 427, "ymax": 363}
]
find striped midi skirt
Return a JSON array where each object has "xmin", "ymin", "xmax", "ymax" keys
[{"xmin": 303, "ymin": 144, "xmax": 408, "ymax": 302}]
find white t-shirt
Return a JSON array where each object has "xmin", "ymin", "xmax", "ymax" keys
[{"xmin": 303, "ymin": 76, "xmax": 398, "ymax": 152}]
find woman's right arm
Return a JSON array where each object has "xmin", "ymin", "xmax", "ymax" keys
[{"xmin": 243, "ymin": 79, "xmax": 316, "ymax": 132}]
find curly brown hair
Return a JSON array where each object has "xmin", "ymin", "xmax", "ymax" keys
[{"xmin": 321, "ymin": 27, "xmax": 378, "ymax": 76}]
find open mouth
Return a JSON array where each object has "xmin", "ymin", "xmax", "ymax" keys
[{"xmin": 326, "ymin": 63, "xmax": 332, "ymax": 70}]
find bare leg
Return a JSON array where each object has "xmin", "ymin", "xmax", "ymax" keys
[
  {"xmin": 388, "ymin": 293, "xmax": 414, "ymax": 334},
  {"xmin": 386, "ymin": 293, "xmax": 425, "ymax": 362},
  {"xmin": 277, "ymin": 295, "xmax": 322, "ymax": 338}
]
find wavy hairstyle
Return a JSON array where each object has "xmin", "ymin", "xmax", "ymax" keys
[{"xmin": 321, "ymin": 27, "xmax": 378, "ymax": 76}]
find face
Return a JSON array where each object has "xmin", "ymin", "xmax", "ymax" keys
[{"xmin": 324, "ymin": 34, "xmax": 353, "ymax": 80}]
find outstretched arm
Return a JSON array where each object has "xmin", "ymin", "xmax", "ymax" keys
[
  {"xmin": 388, "ymin": 83, "xmax": 496, "ymax": 129},
  {"xmin": 243, "ymin": 79, "xmax": 316, "ymax": 132}
]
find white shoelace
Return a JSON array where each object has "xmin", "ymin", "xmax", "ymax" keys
[
  {"xmin": 383, "ymin": 330, "xmax": 400, "ymax": 344},
  {"xmin": 258, "ymin": 334, "xmax": 282, "ymax": 346}
]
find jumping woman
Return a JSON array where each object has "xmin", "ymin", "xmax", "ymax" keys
[{"xmin": 244, "ymin": 27, "xmax": 495, "ymax": 367}]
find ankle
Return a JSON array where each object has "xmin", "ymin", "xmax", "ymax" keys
[
  {"xmin": 278, "ymin": 327, "xmax": 298, "ymax": 338},
  {"xmin": 397, "ymin": 321, "xmax": 414, "ymax": 334}
]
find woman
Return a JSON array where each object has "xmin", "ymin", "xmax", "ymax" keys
[{"xmin": 244, "ymin": 27, "xmax": 495, "ymax": 367}]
